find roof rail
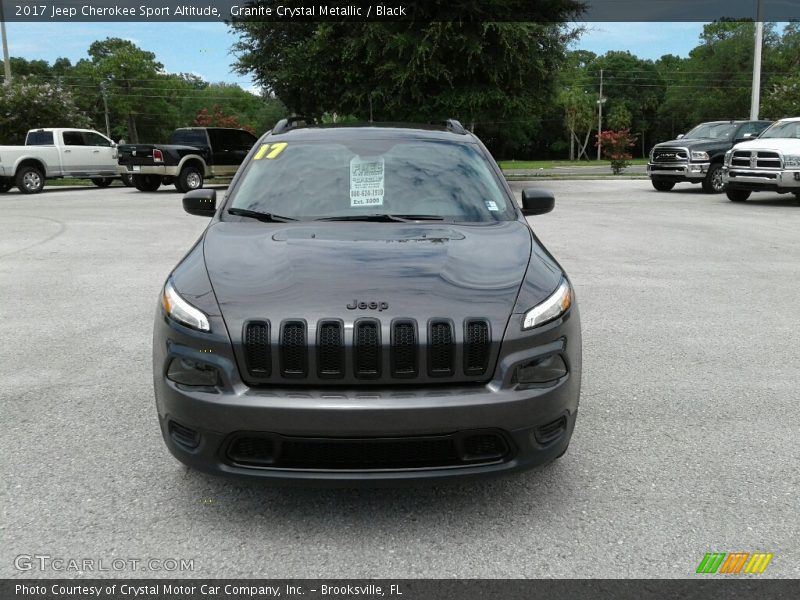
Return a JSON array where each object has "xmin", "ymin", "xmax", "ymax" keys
[
  {"xmin": 445, "ymin": 119, "xmax": 467, "ymax": 135},
  {"xmin": 272, "ymin": 116, "xmax": 316, "ymax": 135}
]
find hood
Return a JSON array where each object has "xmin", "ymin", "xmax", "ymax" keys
[
  {"xmin": 653, "ymin": 138, "xmax": 726, "ymax": 151},
  {"xmin": 731, "ymin": 138, "xmax": 800, "ymax": 153},
  {"xmin": 202, "ymin": 220, "xmax": 534, "ymax": 334}
]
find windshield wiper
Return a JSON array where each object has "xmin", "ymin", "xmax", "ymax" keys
[
  {"xmin": 316, "ymin": 213, "xmax": 445, "ymax": 222},
  {"xmin": 228, "ymin": 208, "xmax": 297, "ymax": 222}
]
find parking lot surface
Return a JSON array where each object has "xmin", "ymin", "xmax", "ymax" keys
[{"xmin": 2, "ymin": 181, "xmax": 798, "ymax": 578}]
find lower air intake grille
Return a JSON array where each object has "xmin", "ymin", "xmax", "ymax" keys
[
  {"xmin": 280, "ymin": 321, "xmax": 307, "ymax": 377},
  {"xmin": 280, "ymin": 438, "xmax": 459, "ymax": 469},
  {"xmin": 243, "ymin": 321, "xmax": 271, "ymax": 377},
  {"xmin": 317, "ymin": 321, "xmax": 344, "ymax": 378},
  {"xmin": 354, "ymin": 320, "xmax": 381, "ymax": 378},
  {"xmin": 428, "ymin": 320, "xmax": 454, "ymax": 376},
  {"xmin": 225, "ymin": 431, "xmax": 513, "ymax": 470},
  {"xmin": 227, "ymin": 437, "xmax": 275, "ymax": 466},
  {"xmin": 391, "ymin": 321, "xmax": 418, "ymax": 377},
  {"xmin": 464, "ymin": 320, "xmax": 490, "ymax": 376}
]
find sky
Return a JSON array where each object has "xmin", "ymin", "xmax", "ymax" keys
[{"xmin": 4, "ymin": 21, "xmax": 708, "ymax": 91}]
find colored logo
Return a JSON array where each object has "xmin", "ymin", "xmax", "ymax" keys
[{"xmin": 696, "ymin": 552, "xmax": 773, "ymax": 574}]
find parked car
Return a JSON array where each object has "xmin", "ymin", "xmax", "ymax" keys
[
  {"xmin": 0, "ymin": 128, "xmax": 120, "ymax": 194},
  {"xmin": 722, "ymin": 117, "xmax": 800, "ymax": 202},
  {"xmin": 153, "ymin": 118, "xmax": 582, "ymax": 484},
  {"xmin": 647, "ymin": 120, "xmax": 772, "ymax": 193},
  {"xmin": 117, "ymin": 127, "xmax": 257, "ymax": 193}
]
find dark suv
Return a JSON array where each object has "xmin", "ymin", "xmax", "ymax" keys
[
  {"xmin": 647, "ymin": 120, "xmax": 771, "ymax": 193},
  {"xmin": 153, "ymin": 118, "xmax": 581, "ymax": 484}
]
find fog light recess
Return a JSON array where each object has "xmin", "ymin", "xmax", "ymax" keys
[
  {"xmin": 515, "ymin": 354, "xmax": 568, "ymax": 385},
  {"xmin": 166, "ymin": 357, "xmax": 219, "ymax": 387}
]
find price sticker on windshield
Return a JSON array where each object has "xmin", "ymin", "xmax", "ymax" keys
[{"xmin": 350, "ymin": 156, "xmax": 385, "ymax": 207}]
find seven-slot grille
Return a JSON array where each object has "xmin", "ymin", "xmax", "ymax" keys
[
  {"xmin": 731, "ymin": 150, "xmax": 783, "ymax": 169},
  {"xmin": 242, "ymin": 318, "xmax": 494, "ymax": 383}
]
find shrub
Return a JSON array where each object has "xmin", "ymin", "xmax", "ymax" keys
[{"xmin": 596, "ymin": 129, "xmax": 637, "ymax": 174}]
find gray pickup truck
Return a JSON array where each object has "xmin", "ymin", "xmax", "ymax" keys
[{"xmin": 117, "ymin": 127, "xmax": 257, "ymax": 193}]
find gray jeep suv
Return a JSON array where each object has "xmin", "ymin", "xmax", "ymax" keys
[{"xmin": 153, "ymin": 118, "xmax": 582, "ymax": 484}]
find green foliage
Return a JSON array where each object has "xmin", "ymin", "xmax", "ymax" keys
[
  {"xmin": 606, "ymin": 104, "xmax": 632, "ymax": 131},
  {"xmin": 231, "ymin": 2, "xmax": 583, "ymax": 155},
  {"xmin": 0, "ymin": 79, "xmax": 91, "ymax": 144},
  {"xmin": 4, "ymin": 39, "xmax": 284, "ymax": 144}
]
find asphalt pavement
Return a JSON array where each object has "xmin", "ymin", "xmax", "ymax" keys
[{"xmin": 1, "ymin": 180, "xmax": 798, "ymax": 578}]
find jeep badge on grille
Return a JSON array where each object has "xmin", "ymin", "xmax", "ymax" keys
[{"xmin": 347, "ymin": 300, "xmax": 389, "ymax": 311}]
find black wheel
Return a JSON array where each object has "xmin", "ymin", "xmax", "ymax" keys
[
  {"xmin": 132, "ymin": 174, "xmax": 162, "ymax": 192},
  {"xmin": 651, "ymin": 178, "xmax": 675, "ymax": 192},
  {"xmin": 16, "ymin": 165, "xmax": 45, "ymax": 194},
  {"xmin": 92, "ymin": 177, "xmax": 113, "ymax": 188},
  {"xmin": 0, "ymin": 179, "xmax": 12, "ymax": 193},
  {"xmin": 726, "ymin": 189, "xmax": 751, "ymax": 203},
  {"xmin": 175, "ymin": 165, "xmax": 203, "ymax": 193},
  {"xmin": 702, "ymin": 163, "xmax": 725, "ymax": 194},
  {"xmin": 120, "ymin": 173, "xmax": 135, "ymax": 187}
]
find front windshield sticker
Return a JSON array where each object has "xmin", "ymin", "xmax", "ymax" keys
[
  {"xmin": 350, "ymin": 156, "xmax": 385, "ymax": 207},
  {"xmin": 253, "ymin": 142, "xmax": 288, "ymax": 160},
  {"xmin": 485, "ymin": 200, "xmax": 499, "ymax": 211}
]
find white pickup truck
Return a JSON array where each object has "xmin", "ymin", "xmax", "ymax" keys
[
  {"xmin": 722, "ymin": 117, "xmax": 800, "ymax": 202},
  {"xmin": 0, "ymin": 128, "xmax": 121, "ymax": 194}
]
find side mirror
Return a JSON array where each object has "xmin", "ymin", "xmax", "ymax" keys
[
  {"xmin": 676, "ymin": 133, "xmax": 684, "ymax": 139},
  {"xmin": 183, "ymin": 189, "xmax": 217, "ymax": 217},
  {"xmin": 521, "ymin": 189, "xmax": 555, "ymax": 216}
]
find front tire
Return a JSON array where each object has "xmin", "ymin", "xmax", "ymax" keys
[
  {"xmin": 651, "ymin": 178, "xmax": 675, "ymax": 192},
  {"xmin": 16, "ymin": 165, "xmax": 45, "ymax": 194},
  {"xmin": 132, "ymin": 174, "xmax": 162, "ymax": 192},
  {"xmin": 726, "ymin": 189, "xmax": 751, "ymax": 203},
  {"xmin": 175, "ymin": 166, "xmax": 203, "ymax": 193},
  {"xmin": 92, "ymin": 177, "xmax": 113, "ymax": 188},
  {"xmin": 702, "ymin": 163, "xmax": 725, "ymax": 194}
]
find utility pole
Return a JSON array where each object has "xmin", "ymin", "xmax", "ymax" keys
[
  {"xmin": 100, "ymin": 81, "xmax": 111, "ymax": 138},
  {"xmin": 596, "ymin": 69, "xmax": 606, "ymax": 161},
  {"xmin": 750, "ymin": 0, "xmax": 764, "ymax": 120},
  {"xmin": 0, "ymin": 1, "xmax": 12, "ymax": 84}
]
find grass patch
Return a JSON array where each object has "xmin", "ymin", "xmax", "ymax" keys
[{"xmin": 498, "ymin": 159, "xmax": 648, "ymax": 170}]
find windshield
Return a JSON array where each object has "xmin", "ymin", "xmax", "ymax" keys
[
  {"xmin": 683, "ymin": 123, "xmax": 737, "ymax": 140},
  {"xmin": 227, "ymin": 139, "xmax": 513, "ymax": 223},
  {"xmin": 759, "ymin": 121, "xmax": 800, "ymax": 139}
]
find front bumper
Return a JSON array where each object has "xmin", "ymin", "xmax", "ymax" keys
[
  {"xmin": 647, "ymin": 162, "xmax": 709, "ymax": 182},
  {"xmin": 153, "ymin": 307, "xmax": 582, "ymax": 485},
  {"xmin": 723, "ymin": 167, "xmax": 800, "ymax": 192}
]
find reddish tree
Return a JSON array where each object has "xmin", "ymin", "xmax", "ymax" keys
[
  {"xmin": 596, "ymin": 129, "xmax": 637, "ymax": 174},
  {"xmin": 194, "ymin": 105, "xmax": 254, "ymax": 133}
]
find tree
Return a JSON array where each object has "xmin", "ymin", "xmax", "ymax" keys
[
  {"xmin": 0, "ymin": 79, "xmax": 91, "ymax": 144},
  {"xmin": 658, "ymin": 21, "xmax": 781, "ymax": 128},
  {"xmin": 587, "ymin": 51, "xmax": 665, "ymax": 157},
  {"xmin": 231, "ymin": 1, "xmax": 583, "ymax": 155},
  {"xmin": 75, "ymin": 38, "xmax": 168, "ymax": 142}
]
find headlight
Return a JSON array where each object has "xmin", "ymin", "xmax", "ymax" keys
[
  {"xmin": 691, "ymin": 151, "xmax": 709, "ymax": 161},
  {"xmin": 783, "ymin": 154, "xmax": 800, "ymax": 168},
  {"xmin": 522, "ymin": 279, "xmax": 572, "ymax": 330},
  {"xmin": 724, "ymin": 150, "xmax": 733, "ymax": 165},
  {"xmin": 161, "ymin": 279, "xmax": 211, "ymax": 332}
]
